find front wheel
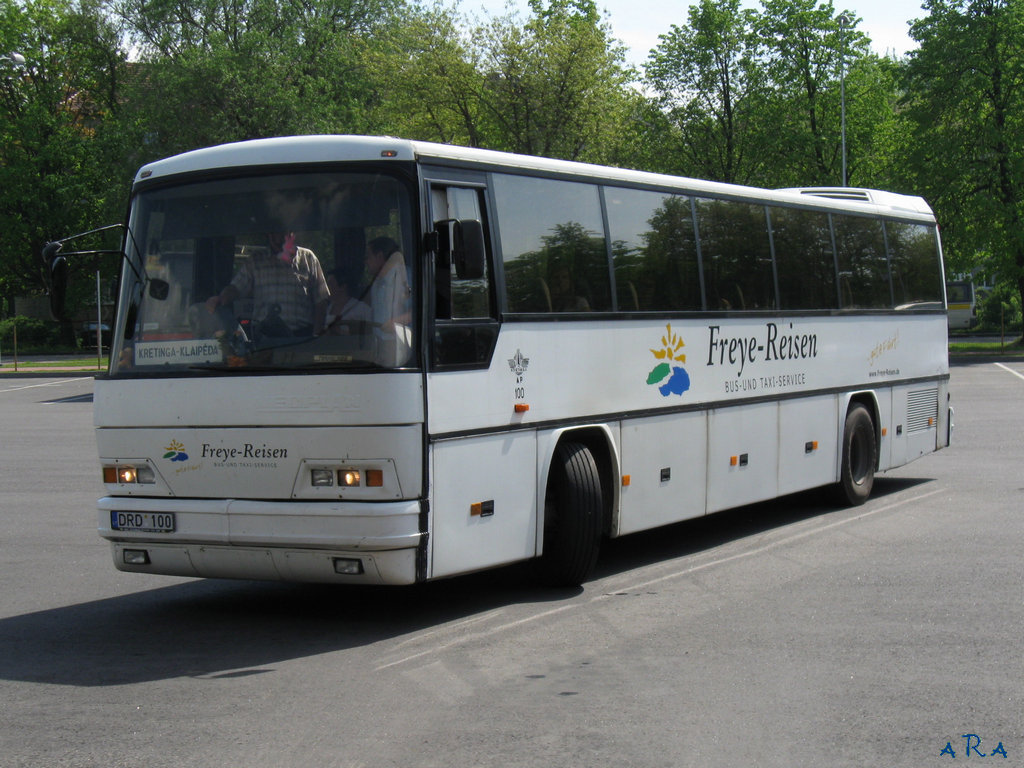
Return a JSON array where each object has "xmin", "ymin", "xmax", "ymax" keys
[
  {"xmin": 537, "ymin": 441, "xmax": 603, "ymax": 587},
  {"xmin": 836, "ymin": 404, "xmax": 877, "ymax": 506}
]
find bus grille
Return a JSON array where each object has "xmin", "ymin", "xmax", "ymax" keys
[{"xmin": 907, "ymin": 388, "xmax": 938, "ymax": 433}]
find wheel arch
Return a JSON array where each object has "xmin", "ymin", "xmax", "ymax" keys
[{"xmin": 840, "ymin": 391, "xmax": 882, "ymax": 472}]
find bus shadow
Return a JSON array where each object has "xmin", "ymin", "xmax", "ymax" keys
[
  {"xmin": 593, "ymin": 475, "xmax": 932, "ymax": 579},
  {"xmin": 0, "ymin": 567, "xmax": 561, "ymax": 688},
  {"xmin": 0, "ymin": 476, "xmax": 931, "ymax": 688}
]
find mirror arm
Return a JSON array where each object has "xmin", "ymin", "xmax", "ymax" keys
[{"xmin": 45, "ymin": 223, "xmax": 147, "ymax": 284}]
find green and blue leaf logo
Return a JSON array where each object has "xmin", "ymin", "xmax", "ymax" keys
[{"xmin": 647, "ymin": 323, "xmax": 690, "ymax": 396}]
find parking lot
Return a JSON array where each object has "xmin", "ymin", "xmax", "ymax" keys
[{"xmin": 0, "ymin": 361, "xmax": 1021, "ymax": 767}]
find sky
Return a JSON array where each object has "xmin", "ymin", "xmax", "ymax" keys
[{"xmin": 459, "ymin": 0, "xmax": 928, "ymax": 67}]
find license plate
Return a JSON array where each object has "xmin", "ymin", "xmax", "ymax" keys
[{"xmin": 111, "ymin": 511, "xmax": 176, "ymax": 533}]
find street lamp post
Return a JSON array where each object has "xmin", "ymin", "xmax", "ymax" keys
[{"xmin": 838, "ymin": 15, "xmax": 849, "ymax": 187}]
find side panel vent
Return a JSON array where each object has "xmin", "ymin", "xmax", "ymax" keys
[{"xmin": 907, "ymin": 388, "xmax": 938, "ymax": 433}]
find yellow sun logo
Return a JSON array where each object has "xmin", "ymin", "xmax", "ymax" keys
[{"xmin": 650, "ymin": 323, "xmax": 686, "ymax": 363}]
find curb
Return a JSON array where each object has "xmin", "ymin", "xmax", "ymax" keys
[{"xmin": 0, "ymin": 368, "xmax": 100, "ymax": 379}]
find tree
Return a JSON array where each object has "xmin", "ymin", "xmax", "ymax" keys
[
  {"xmin": 644, "ymin": 0, "xmax": 765, "ymax": 183},
  {"xmin": 470, "ymin": 0, "xmax": 634, "ymax": 161},
  {"xmin": 903, "ymin": 0, "xmax": 1024, "ymax": 329},
  {"xmin": 642, "ymin": 0, "xmax": 899, "ymax": 189},
  {"xmin": 366, "ymin": 3, "xmax": 488, "ymax": 146},
  {"xmin": 0, "ymin": 0, "xmax": 124, "ymax": 326},
  {"xmin": 114, "ymin": 0, "xmax": 406, "ymax": 160},
  {"xmin": 755, "ymin": 0, "xmax": 871, "ymax": 186},
  {"xmin": 374, "ymin": 0, "xmax": 635, "ymax": 162}
]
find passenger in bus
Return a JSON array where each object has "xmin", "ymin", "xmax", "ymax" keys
[
  {"xmin": 549, "ymin": 264, "xmax": 590, "ymax": 312},
  {"xmin": 365, "ymin": 236, "xmax": 412, "ymax": 365},
  {"xmin": 322, "ymin": 268, "xmax": 371, "ymax": 335},
  {"xmin": 206, "ymin": 231, "xmax": 329, "ymax": 340}
]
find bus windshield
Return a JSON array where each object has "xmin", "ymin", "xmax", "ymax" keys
[{"xmin": 111, "ymin": 169, "xmax": 416, "ymax": 375}]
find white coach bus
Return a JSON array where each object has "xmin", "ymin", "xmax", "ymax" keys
[{"xmin": 48, "ymin": 136, "xmax": 951, "ymax": 586}]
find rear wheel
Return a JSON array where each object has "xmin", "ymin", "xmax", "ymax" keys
[
  {"xmin": 537, "ymin": 441, "xmax": 602, "ymax": 587},
  {"xmin": 837, "ymin": 404, "xmax": 876, "ymax": 506}
]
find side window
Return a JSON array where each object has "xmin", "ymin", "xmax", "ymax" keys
[
  {"xmin": 606, "ymin": 188, "xmax": 702, "ymax": 311},
  {"xmin": 833, "ymin": 214, "xmax": 892, "ymax": 309},
  {"xmin": 493, "ymin": 174, "xmax": 611, "ymax": 313},
  {"xmin": 431, "ymin": 185, "xmax": 493, "ymax": 320},
  {"xmin": 770, "ymin": 207, "xmax": 837, "ymax": 310},
  {"xmin": 887, "ymin": 222, "xmax": 944, "ymax": 309},
  {"xmin": 430, "ymin": 183, "xmax": 498, "ymax": 368},
  {"xmin": 696, "ymin": 198, "xmax": 775, "ymax": 311}
]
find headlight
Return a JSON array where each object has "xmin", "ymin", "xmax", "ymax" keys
[{"xmin": 103, "ymin": 464, "xmax": 156, "ymax": 485}]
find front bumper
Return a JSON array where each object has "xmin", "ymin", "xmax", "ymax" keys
[{"xmin": 99, "ymin": 496, "xmax": 423, "ymax": 585}]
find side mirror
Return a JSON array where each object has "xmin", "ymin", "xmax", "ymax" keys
[
  {"xmin": 45, "ymin": 243, "xmax": 68, "ymax": 320},
  {"xmin": 452, "ymin": 219, "xmax": 485, "ymax": 280}
]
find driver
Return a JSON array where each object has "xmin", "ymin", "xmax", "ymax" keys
[{"xmin": 206, "ymin": 231, "xmax": 329, "ymax": 339}]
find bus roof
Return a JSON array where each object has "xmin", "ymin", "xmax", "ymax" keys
[{"xmin": 134, "ymin": 135, "xmax": 935, "ymax": 221}]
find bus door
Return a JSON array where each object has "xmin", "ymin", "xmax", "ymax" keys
[{"xmin": 424, "ymin": 177, "xmax": 537, "ymax": 579}]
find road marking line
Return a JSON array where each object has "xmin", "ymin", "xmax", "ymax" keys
[
  {"xmin": 0, "ymin": 378, "xmax": 85, "ymax": 393},
  {"xmin": 375, "ymin": 604, "xmax": 578, "ymax": 671},
  {"xmin": 375, "ymin": 487, "xmax": 943, "ymax": 671},
  {"xmin": 600, "ymin": 488, "xmax": 944, "ymax": 596},
  {"xmin": 995, "ymin": 362, "xmax": 1024, "ymax": 382},
  {"xmin": 390, "ymin": 609, "xmax": 507, "ymax": 650}
]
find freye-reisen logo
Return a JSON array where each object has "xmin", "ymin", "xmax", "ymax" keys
[
  {"xmin": 162, "ymin": 440, "xmax": 189, "ymax": 462},
  {"xmin": 647, "ymin": 323, "xmax": 690, "ymax": 396}
]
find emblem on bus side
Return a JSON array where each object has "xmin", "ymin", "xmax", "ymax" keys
[
  {"xmin": 508, "ymin": 349, "xmax": 529, "ymax": 381},
  {"xmin": 647, "ymin": 324, "xmax": 690, "ymax": 396},
  {"xmin": 162, "ymin": 439, "xmax": 190, "ymax": 462}
]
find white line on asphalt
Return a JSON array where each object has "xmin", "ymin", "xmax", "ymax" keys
[
  {"xmin": 0, "ymin": 378, "xmax": 84, "ymax": 393},
  {"xmin": 375, "ymin": 487, "xmax": 944, "ymax": 671},
  {"xmin": 375, "ymin": 604, "xmax": 578, "ymax": 671},
  {"xmin": 994, "ymin": 362, "xmax": 1024, "ymax": 382},
  {"xmin": 602, "ymin": 488, "xmax": 945, "ymax": 596}
]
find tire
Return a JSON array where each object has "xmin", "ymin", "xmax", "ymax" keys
[
  {"xmin": 836, "ymin": 404, "xmax": 876, "ymax": 506},
  {"xmin": 537, "ymin": 441, "xmax": 603, "ymax": 587}
]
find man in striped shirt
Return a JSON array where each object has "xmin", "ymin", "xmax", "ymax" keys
[{"xmin": 206, "ymin": 232, "xmax": 330, "ymax": 340}]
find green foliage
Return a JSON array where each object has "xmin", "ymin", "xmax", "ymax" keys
[
  {"xmin": 642, "ymin": 0, "xmax": 901, "ymax": 189},
  {"xmin": 113, "ymin": 0, "xmax": 404, "ymax": 158},
  {"xmin": 0, "ymin": 315, "xmax": 62, "ymax": 348},
  {"xmin": 0, "ymin": 0, "xmax": 124, "ymax": 308},
  {"xmin": 2, "ymin": 0, "xmax": 1023, "ymax": 351},
  {"xmin": 476, "ymin": 0, "xmax": 634, "ymax": 162},
  {"xmin": 376, "ymin": 0, "xmax": 635, "ymax": 163},
  {"xmin": 902, "ymin": 0, "xmax": 1024, "ymax": 314},
  {"xmin": 644, "ymin": 0, "xmax": 764, "ymax": 183},
  {"xmin": 978, "ymin": 283, "xmax": 1023, "ymax": 331}
]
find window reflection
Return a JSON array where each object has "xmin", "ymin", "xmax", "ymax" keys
[
  {"xmin": 606, "ymin": 189, "xmax": 702, "ymax": 311},
  {"xmin": 771, "ymin": 207, "xmax": 837, "ymax": 310},
  {"xmin": 696, "ymin": 199, "xmax": 775, "ymax": 311},
  {"xmin": 494, "ymin": 175, "xmax": 611, "ymax": 313}
]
